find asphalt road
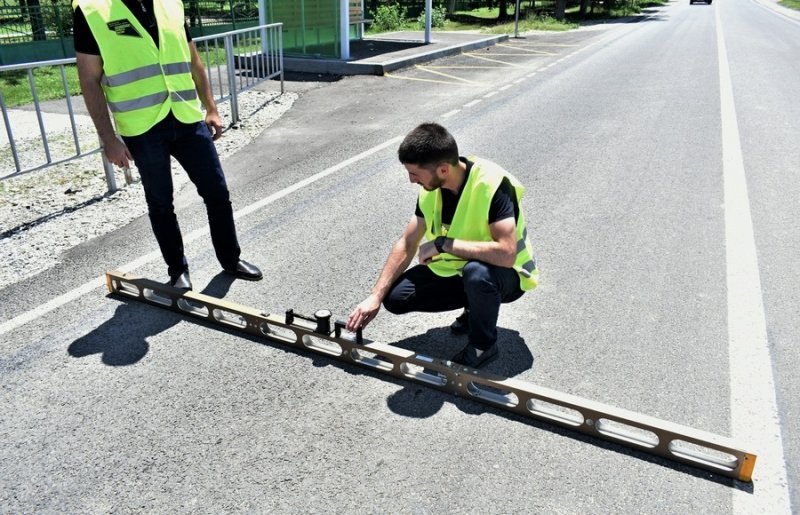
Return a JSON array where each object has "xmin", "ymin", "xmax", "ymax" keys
[{"xmin": 1, "ymin": 0, "xmax": 798, "ymax": 512}]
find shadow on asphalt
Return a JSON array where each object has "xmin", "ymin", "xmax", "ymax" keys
[
  {"xmin": 386, "ymin": 326, "xmax": 534, "ymax": 378},
  {"xmin": 67, "ymin": 271, "xmax": 235, "ymax": 366},
  {"xmin": 382, "ymin": 326, "xmax": 531, "ymax": 417},
  {"xmin": 277, "ymin": 71, "xmax": 343, "ymax": 83}
]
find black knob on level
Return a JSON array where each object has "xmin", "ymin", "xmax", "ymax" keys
[{"xmin": 314, "ymin": 309, "xmax": 331, "ymax": 334}]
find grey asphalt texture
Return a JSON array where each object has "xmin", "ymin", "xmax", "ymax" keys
[{"xmin": 1, "ymin": 0, "xmax": 798, "ymax": 512}]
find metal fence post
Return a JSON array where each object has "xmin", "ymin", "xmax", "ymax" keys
[
  {"xmin": 279, "ymin": 28, "xmax": 284, "ymax": 94},
  {"xmin": 224, "ymin": 35, "xmax": 239, "ymax": 123},
  {"xmin": 2, "ymin": 24, "xmax": 283, "ymax": 183},
  {"xmin": 0, "ymin": 91, "xmax": 22, "ymax": 174},
  {"xmin": 100, "ymin": 144, "xmax": 118, "ymax": 194}
]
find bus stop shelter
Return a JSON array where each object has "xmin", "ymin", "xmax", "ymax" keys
[{"xmin": 263, "ymin": 0, "xmax": 437, "ymax": 60}]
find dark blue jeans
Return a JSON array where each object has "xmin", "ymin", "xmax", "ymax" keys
[
  {"xmin": 383, "ymin": 262, "xmax": 524, "ymax": 350},
  {"xmin": 123, "ymin": 113, "xmax": 241, "ymax": 279}
]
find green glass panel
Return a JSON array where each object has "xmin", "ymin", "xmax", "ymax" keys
[{"xmin": 267, "ymin": 0, "xmax": 340, "ymax": 58}]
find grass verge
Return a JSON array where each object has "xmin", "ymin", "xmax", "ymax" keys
[{"xmin": 1, "ymin": 65, "xmax": 80, "ymax": 108}]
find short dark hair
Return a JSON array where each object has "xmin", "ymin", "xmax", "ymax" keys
[{"xmin": 398, "ymin": 123, "xmax": 459, "ymax": 170}]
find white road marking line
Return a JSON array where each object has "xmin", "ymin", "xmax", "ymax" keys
[
  {"xmin": 443, "ymin": 109, "xmax": 460, "ymax": 118},
  {"xmin": 484, "ymin": 91, "xmax": 499, "ymax": 98},
  {"xmin": 0, "ymin": 136, "xmax": 404, "ymax": 336},
  {"xmin": 716, "ymin": 6, "xmax": 791, "ymax": 512},
  {"xmin": 499, "ymin": 84, "xmax": 513, "ymax": 91},
  {"xmin": 463, "ymin": 99, "xmax": 482, "ymax": 108}
]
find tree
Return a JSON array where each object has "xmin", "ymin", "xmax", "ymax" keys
[
  {"xmin": 497, "ymin": 0, "xmax": 511, "ymax": 21},
  {"xmin": 554, "ymin": 0, "xmax": 567, "ymax": 19}
]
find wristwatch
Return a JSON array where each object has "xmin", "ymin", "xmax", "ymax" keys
[{"xmin": 434, "ymin": 236, "xmax": 448, "ymax": 254}]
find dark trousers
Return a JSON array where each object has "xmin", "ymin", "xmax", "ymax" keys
[
  {"xmin": 383, "ymin": 262, "xmax": 524, "ymax": 350},
  {"xmin": 123, "ymin": 114, "xmax": 241, "ymax": 279}
]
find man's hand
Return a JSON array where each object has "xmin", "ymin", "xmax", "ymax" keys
[
  {"xmin": 418, "ymin": 240, "xmax": 439, "ymax": 264},
  {"xmin": 103, "ymin": 137, "xmax": 133, "ymax": 168},
  {"xmin": 205, "ymin": 110, "xmax": 223, "ymax": 141},
  {"xmin": 346, "ymin": 294, "xmax": 382, "ymax": 332},
  {"xmin": 190, "ymin": 42, "xmax": 223, "ymax": 140}
]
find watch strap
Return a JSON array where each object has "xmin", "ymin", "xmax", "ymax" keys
[{"xmin": 434, "ymin": 236, "xmax": 447, "ymax": 253}]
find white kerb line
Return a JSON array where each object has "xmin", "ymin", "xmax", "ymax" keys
[
  {"xmin": 717, "ymin": 5, "xmax": 790, "ymax": 512},
  {"xmin": 0, "ymin": 136, "xmax": 403, "ymax": 337}
]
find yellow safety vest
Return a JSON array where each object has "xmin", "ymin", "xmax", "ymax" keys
[
  {"xmin": 418, "ymin": 157, "xmax": 538, "ymax": 291},
  {"xmin": 74, "ymin": 0, "xmax": 204, "ymax": 136}
]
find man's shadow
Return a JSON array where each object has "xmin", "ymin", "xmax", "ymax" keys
[
  {"xmin": 308, "ymin": 325, "xmax": 534, "ymax": 419},
  {"xmin": 68, "ymin": 272, "xmax": 235, "ymax": 366},
  {"xmin": 386, "ymin": 327, "xmax": 534, "ymax": 418}
]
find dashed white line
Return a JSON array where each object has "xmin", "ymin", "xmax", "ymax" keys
[
  {"xmin": 484, "ymin": 91, "xmax": 499, "ymax": 98},
  {"xmin": 443, "ymin": 109, "xmax": 460, "ymax": 118},
  {"xmin": 463, "ymin": 99, "xmax": 482, "ymax": 108},
  {"xmin": 499, "ymin": 84, "xmax": 513, "ymax": 91}
]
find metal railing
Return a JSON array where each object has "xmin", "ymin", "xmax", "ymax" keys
[
  {"xmin": 0, "ymin": 0, "xmax": 262, "ymax": 45},
  {"xmin": 0, "ymin": 22, "xmax": 283, "ymax": 191}
]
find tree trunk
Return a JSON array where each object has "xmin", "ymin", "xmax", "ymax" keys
[
  {"xmin": 554, "ymin": 0, "xmax": 566, "ymax": 20},
  {"xmin": 188, "ymin": 0, "xmax": 198, "ymax": 27},
  {"xmin": 580, "ymin": 0, "xmax": 590, "ymax": 15},
  {"xmin": 23, "ymin": 0, "xmax": 47, "ymax": 41},
  {"xmin": 448, "ymin": 0, "xmax": 457, "ymax": 15},
  {"xmin": 498, "ymin": 0, "xmax": 510, "ymax": 21}
]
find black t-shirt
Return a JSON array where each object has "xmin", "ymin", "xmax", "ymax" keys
[
  {"xmin": 414, "ymin": 157, "xmax": 518, "ymax": 229},
  {"xmin": 73, "ymin": 0, "xmax": 192, "ymax": 55}
]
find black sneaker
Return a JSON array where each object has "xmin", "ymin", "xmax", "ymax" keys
[
  {"xmin": 450, "ymin": 309, "xmax": 470, "ymax": 335},
  {"xmin": 451, "ymin": 342, "xmax": 498, "ymax": 368}
]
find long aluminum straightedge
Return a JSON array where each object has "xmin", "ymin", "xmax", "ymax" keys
[{"xmin": 105, "ymin": 270, "xmax": 757, "ymax": 482}]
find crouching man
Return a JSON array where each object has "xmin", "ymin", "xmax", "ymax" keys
[{"xmin": 346, "ymin": 123, "xmax": 538, "ymax": 368}]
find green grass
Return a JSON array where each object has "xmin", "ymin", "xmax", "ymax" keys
[
  {"xmin": 485, "ymin": 14, "xmax": 578, "ymax": 33},
  {"xmin": 563, "ymin": 0, "xmax": 670, "ymax": 20},
  {"xmin": 778, "ymin": 0, "xmax": 800, "ymax": 9},
  {"xmin": 454, "ymin": 7, "xmax": 506, "ymax": 19},
  {"xmin": 365, "ymin": 7, "xmax": 576, "ymax": 34},
  {"xmin": 0, "ymin": 64, "xmax": 80, "ymax": 108}
]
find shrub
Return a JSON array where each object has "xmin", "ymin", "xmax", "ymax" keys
[
  {"xmin": 417, "ymin": 5, "xmax": 448, "ymax": 28},
  {"xmin": 370, "ymin": 3, "xmax": 408, "ymax": 31}
]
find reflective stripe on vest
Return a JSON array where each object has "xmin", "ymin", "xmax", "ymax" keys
[
  {"xmin": 107, "ymin": 89, "xmax": 198, "ymax": 113},
  {"xmin": 74, "ymin": 0, "xmax": 204, "ymax": 136},
  {"xmin": 101, "ymin": 62, "xmax": 191, "ymax": 88},
  {"xmin": 418, "ymin": 158, "xmax": 538, "ymax": 291}
]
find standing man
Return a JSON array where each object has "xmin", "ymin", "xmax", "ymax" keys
[
  {"xmin": 347, "ymin": 123, "xmax": 538, "ymax": 368},
  {"xmin": 73, "ymin": 0, "xmax": 262, "ymax": 289}
]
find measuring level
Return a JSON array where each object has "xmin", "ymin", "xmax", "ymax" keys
[{"xmin": 105, "ymin": 270, "xmax": 757, "ymax": 482}]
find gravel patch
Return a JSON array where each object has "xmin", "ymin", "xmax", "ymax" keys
[{"xmin": 0, "ymin": 89, "xmax": 298, "ymax": 289}]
